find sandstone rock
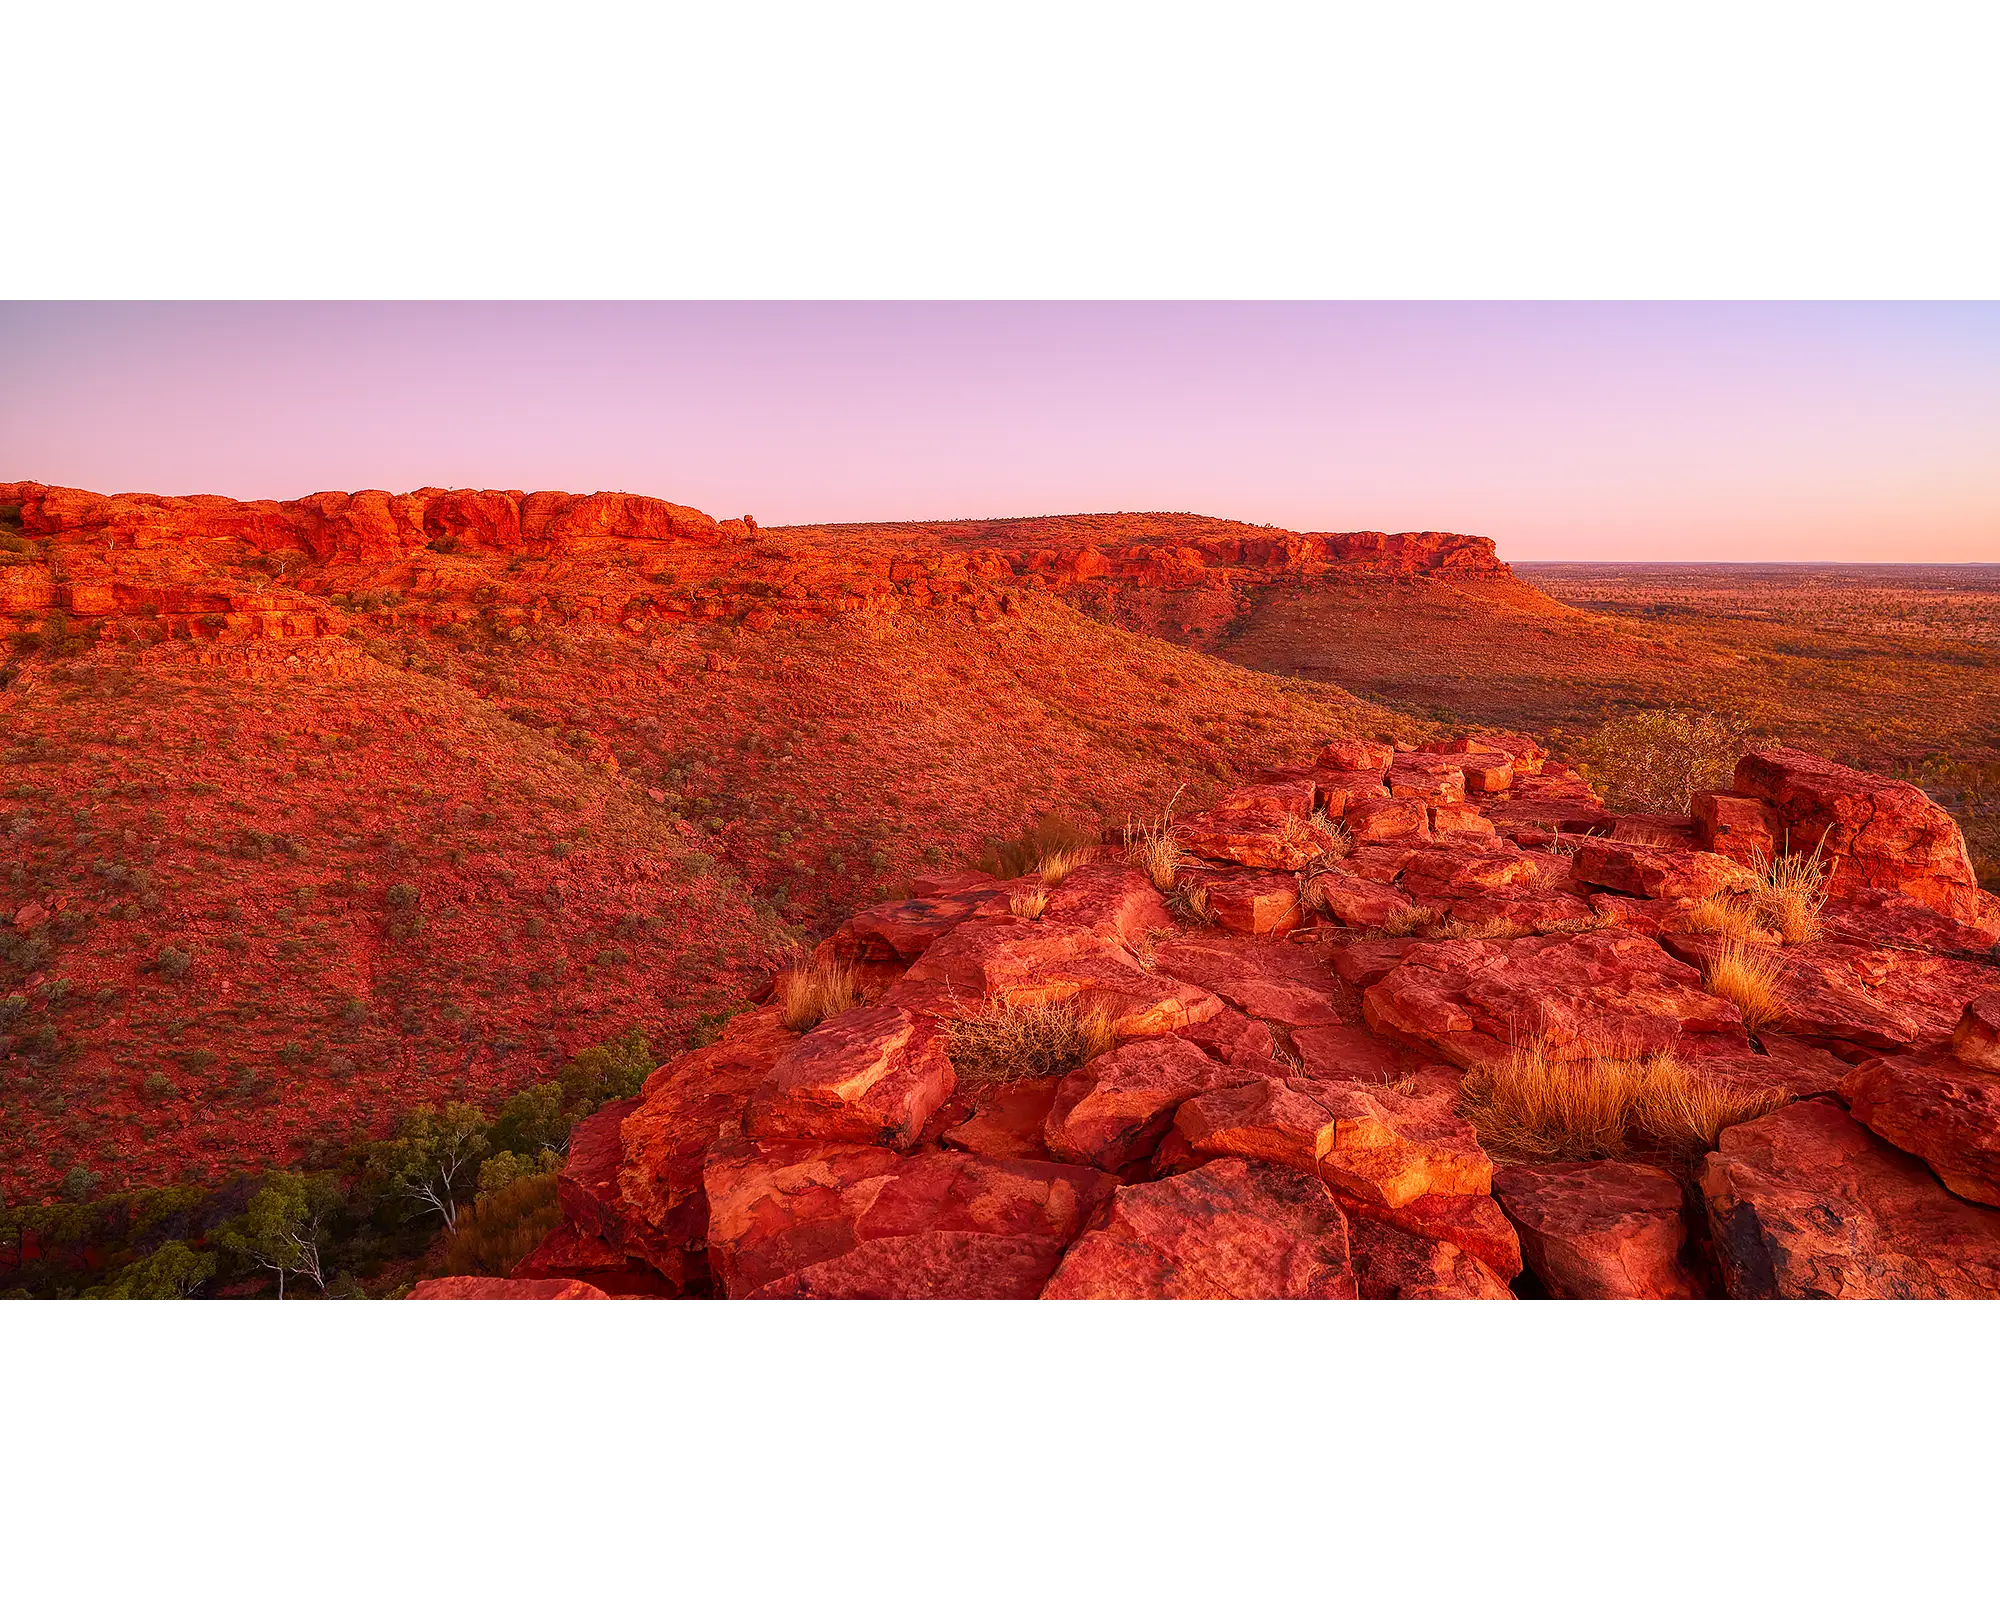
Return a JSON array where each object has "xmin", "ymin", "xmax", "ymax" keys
[
  {"xmin": 408, "ymin": 1276, "xmax": 610, "ymax": 1300},
  {"xmin": 826, "ymin": 889, "xmax": 1008, "ymax": 963},
  {"xmin": 1314, "ymin": 769, "xmax": 1392, "ymax": 813},
  {"xmin": 609, "ymin": 1008, "xmax": 796, "ymax": 1281},
  {"xmin": 511, "ymin": 1221, "xmax": 679, "ymax": 1297},
  {"xmin": 1731, "ymin": 747, "xmax": 1987, "ymax": 921},
  {"xmin": 1424, "ymin": 733, "xmax": 1546, "ymax": 776},
  {"xmin": 1317, "ymin": 738, "xmax": 1393, "ymax": 773},
  {"xmin": 1386, "ymin": 756, "xmax": 1467, "ymax": 805},
  {"xmin": 1571, "ymin": 838, "xmax": 1756, "ymax": 901},
  {"xmin": 1040, "ymin": 864, "xmax": 1174, "ymax": 946},
  {"xmin": 886, "ymin": 918, "xmax": 1221, "ymax": 1037},
  {"xmin": 1173, "ymin": 1075, "xmax": 1492, "ymax": 1208},
  {"xmin": 1177, "ymin": 812, "xmax": 1322, "ymax": 871},
  {"xmin": 939, "ymin": 1078, "xmax": 1061, "ymax": 1161},
  {"xmin": 1821, "ymin": 889, "xmax": 1998, "ymax": 956},
  {"xmin": 1041, "ymin": 1158, "xmax": 1358, "ymax": 1299},
  {"xmin": 1700, "ymin": 1101, "xmax": 2000, "ymax": 1298},
  {"xmin": 1178, "ymin": 1004, "xmax": 1280, "ymax": 1073},
  {"xmin": 1045, "ymin": 1034, "xmax": 1261, "ymax": 1170},
  {"xmin": 1363, "ymin": 929, "xmax": 1744, "ymax": 1070},
  {"xmin": 1693, "ymin": 1036, "xmax": 1848, "ymax": 1099},
  {"xmin": 1840, "ymin": 1052, "xmax": 2000, "ymax": 1206},
  {"xmin": 1345, "ymin": 796, "xmax": 1431, "ymax": 844},
  {"xmin": 750, "ymin": 1232, "xmax": 1069, "ymax": 1299},
  {"xmin": 1691, "ymin": 792, "xmax": 1779, "ymax": 866},
  {"xmin": 1211, "ymin": 779, "xmax": 1316, "ymax": 821},
  {"xmin": 1306, "ymin": 870, "xmax": 1414, "ymax": 929},
  {"xmin": 1492, "ymin": 1161, "xmax": 1699, "ymax": 1298},
  {"xmin": 1430, "ymin": 803, "xmax": 1498, "ymax": 839},
  {"xmin": 1347, "ymin": 1219, "xmax": 1514, "ymax": 1299},
  {"xmin": 1336, "ymin": 1189, "xmax": 1522, "ymax": 1279},
  {"xmin": 1200, "ymin": 870, "xmax": 1304, "ymax": 937},
  {"xmin": 1327, "ymin": 937, "xmax": 1425, "ymax": 992},
  {"xmin": 557, "ymin": 1095, "xmax": 659, "ymax": 1273},
  {"xmin": 1954, "ymin": 993, "xmax": 2000, "ymax": 1070},
  {"xmin": 744, "ymin": 1003, "xmax": 954, "ymax": 1149},
  {"xmin": 1456, "ymin": 752, "xmax": 1516, "ymax": 794},
  {"xmin": 1148, "ymin": 934, "xmax": 1347, "ymax": 1030},
  {"xmin": 702, "ymin": 1140, "xmax": 1117, "ymax": 1298},
  {"xmin": 1288, "ymin": 1021, "xmax": 1418, "ymax": 1084}
]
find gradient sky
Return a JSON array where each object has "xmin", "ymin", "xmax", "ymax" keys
[{"xmin": 2, "ymin": 301, "xmax": 1994, "ymax": 562}]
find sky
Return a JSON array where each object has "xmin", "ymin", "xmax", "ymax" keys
[{"xmin": 1, "ymin": 301, "xmax": 1994, "ymax": 562}]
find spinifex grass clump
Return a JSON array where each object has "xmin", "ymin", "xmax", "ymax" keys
[
  {"xmin": 1682, "ymin": 892, "xmax": 1767, "ymax": 942},
  {"xmin": 1751, "ymin": 840, "xmax": 1830, "ymax": 945},
  {"xmin": 778, "ymin": 955, "xmax": 861, "ymax": 1034},
  {"xmin": 1702, "ymin": 938, "xmax": 1789, "ymax": 1032},
  {"xmin": 1459, "ymin": 1030, "xmax": 1788, "ymax": 1162},
  {"xmin": 1034, "ymin": 846, "xmax": 1094, "ymax": 886},
  {"xmin": 1123, "ymin": 785, "xmax": 1185, "ymax": 891},
  {"xmin": 975, "ymin": 810, "xmax": 1102, "ymax": 881},
  {"xmin": 1008, "ymin": 884, "xmax": 1049, "ymax": 919},
  {"xmin": 942, "ymin": 997, "xmax": 1118, "ymax": 1087}
]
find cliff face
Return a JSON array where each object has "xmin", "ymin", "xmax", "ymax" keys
[{"xmin": 0, "ymin": 484, "xmax": 1512, "ymax": 650}]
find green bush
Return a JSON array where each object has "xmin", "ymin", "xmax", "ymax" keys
[{"xmin": 1573, "ymin": 710, "xmax": 1743, "ymax": 814}]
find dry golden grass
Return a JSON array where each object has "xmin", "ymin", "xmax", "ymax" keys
[
  {"xmin": 1278, "ymin": 809, "xmax": 1353, "ymax": 863},
  {"xmin": 1751, "ymin": 842, "xmax": 1830, "ymax": 945},
  {"xmin": 1168, "ymin": 881, "xmax": 1216, "ymax": 925},
  {"xmin": 1381, "ymin": 903, "xmax": 1443, "ymax": 937},
  {"xmin": 778, "ymin": 956, "xmax": 861, "ymax": 1033},
  {"xmin": 1703, "ymin": 938, "xmax": 1789, "ymax": 1032},
  {"xmin": 1008, "ymin": 884, "xmax": 1049, "ymax": 919},
  {"xmin": 1436, "ymin": 913, "xmax": 1519, "ymax": 941},
  {"xmin": 1681, "ymin": 892, "xmax": 1766, "ymax": 941},
  {"xmin": 1123, "ymin": 790, "xmax": 1184, "ymax": 891},
  {"xmin": 941, "ymin": 997, "xmax": 1119, "ymax": 1086},
  {"xmin": 1036, "ymin": 846, "xmax": 1095, "ymax": 886},
  {"xmin": 1460, "ymin": 1032, "xmax": 1788, "ymax": 1162}
]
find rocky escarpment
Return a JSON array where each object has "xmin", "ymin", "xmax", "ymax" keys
[
  {"xmin": 424, "ymin": 741, "xmax": 2000, "ymax": 1300},
  {"xmin": 0, "ymin": 485, "xmax": 1513, "ymax": 650}
]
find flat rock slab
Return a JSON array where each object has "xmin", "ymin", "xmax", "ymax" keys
[
  {"xmin": 1198, "ymin": 869, "xmax": 1305, "ymax": 936},
  {"xmin": 1041, "ymin": 1158, "xmax": 1358, "ymax": 1299},
  {"xmin": 886, "ymin": 917, "xmax": 1221, "ymax": 1037},
  {"xmin": 1337, "ymin": 1189, "xmax": 1522, "ymax": 1280},
  {"xmin": 1699, "ymin": 1100, "xmax": 2000, "ymax": 1298},
  {"xmin": 1570, "ymin": 838, "xmax": 1756, "ymax": 901},
  {"xmin": 825, "ymin": 888, "xmax": 1010, "ymax": 963},
  {"xmin": 750, "ymin": 1232, "xmax": 1068, "ymax": 1299},
  {"xmin": 1045, "ymin": 1034, "xmax": 1266, "ymax": 1171},
  {"xmin": 1040, "ymin": 864, "xmax": 1174, "ymax": 946},
  {"xmin": 744, "ymin": 1003, "xmax": 955, "ymax": 1150},
  {"xmin": 1347, "ymin": 1218, "xmax": 1514, "ymax": 1299},
  {"xmin": 1493, "ymin": 1160, "xmax": 1700, "ymax": 1299},
  {"xmin": 703, "ymin": 1139, "xmax": 1118, "ymax": 1298},
  {"xmin": 1840, "ymin": 1052, "xmax": 2000, "ymax": 1206},
  {"xmin": 409, "ymin": 1276, "xmax": 610, "ymax": 1300},
  {"xmin": 1149, "ymin": 933, "xmax": 1349, "ymax": 1029},
  {"xmin": 938, "ymin": 1078, "xmax": 1062, "ymax": 1161},
  {"xmin": 1363, "ymin": 928, "xmax": 1745, "ymax": 1070},
  {"xmin": 1174, "ymin": 1075, "xmax": 1492, "ymax": 1208}
]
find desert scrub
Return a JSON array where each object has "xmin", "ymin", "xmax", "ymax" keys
[
  {"xmin": 440, "ymin": 1170, "xmax": 562, "ymax": 1277},
  {"xmin": 1750, "ymin": 842, "xmax": 1829, "ymax": 945},
  {"xmin": 1122, "ymin": 789, "xmax": 1185, "ymax": 891},
  {"xmin": 777, "ymin": 956, "xmax": 860, "ymax": 1033},
  {"xmin": 974, "ymin": 810, "xmax": 1100, "ymax": 881},
  {"xmin": 1573, "ymin": 709, "xmax": 1741, "ymax": 813},
  {"xmin": 1167, "ymin": 880, "xmax": 1216, "ymax": 925},
  {"xmin": 1681, "ymin": 892, "xmax": 1768, "ymax": 942},
  {"xmin": 942, "ymin": 997, "xmax": 1117, "ymax": 1087},
  {"xmin": 1460, "ymin": 1030, "xmax": 1787, "ymax": 1162},
  {"xmin": 1702, "ymin": 939, "xmax": 1789, "ymax": 1032},
  {"xmin": 1008, "ymin": 884, "xmax": 1049, "ymax": 919}
]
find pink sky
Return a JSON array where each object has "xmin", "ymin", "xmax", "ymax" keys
[{"xmin": 1, "ymin": 302, "xmax": 1994, "ymax": 562}]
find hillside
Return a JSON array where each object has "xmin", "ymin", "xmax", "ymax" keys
[{"xmin": 2, "ymin": 483, "xmax": 1472, "ymax": 1199}]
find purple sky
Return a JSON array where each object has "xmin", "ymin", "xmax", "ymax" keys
[{"xmin": 2, "ymin": 302, "xmax": 1994, "ymax": 562}]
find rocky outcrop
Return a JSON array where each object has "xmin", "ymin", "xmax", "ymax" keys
[{"xmin": 416, "ymin": 743, "xmax": 2000, "ymax": 1301}]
